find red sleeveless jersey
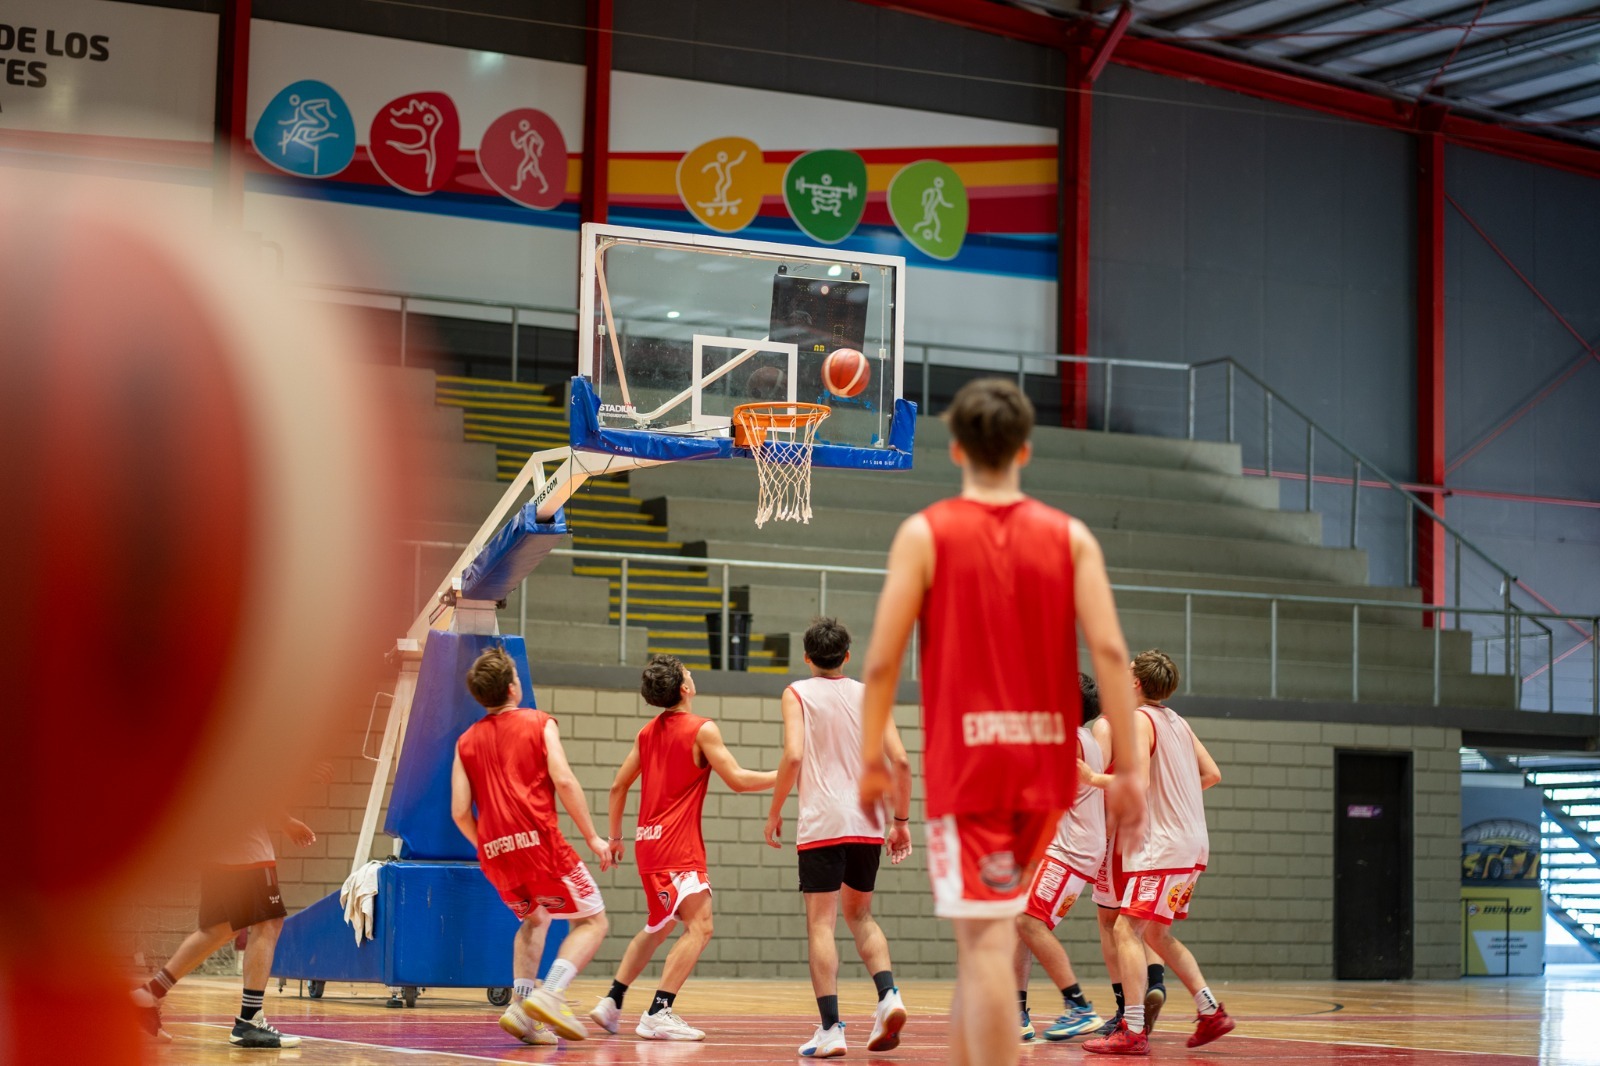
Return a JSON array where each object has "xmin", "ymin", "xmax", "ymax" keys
[
  {"xmin": 918, "ymin": 496, "xmax": 1080, "ymax": 818},
  {"xmin": 634, "ymin": 710, "xmax": 713, "ymax": 873},
  {"xmin": 457, "ymin": 707, "xmax": 577, "ymax": 876}
]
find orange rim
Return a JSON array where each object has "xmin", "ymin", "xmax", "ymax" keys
[{"xmin": 732, "ymin": 402, "xmax": 831, "ymax": 449}]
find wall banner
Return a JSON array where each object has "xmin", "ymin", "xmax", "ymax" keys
[{"xmin": 1461, "ymin": 785, "xmax": 1544, "ymax": 976}]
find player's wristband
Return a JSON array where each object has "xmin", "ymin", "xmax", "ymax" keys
[
  {"xmin": 893, "ymin": 816, "xmax": 910, "ymax": 823},
  {"xmin": 607, "ymin": 836, "xmax": 622, "ymax": 842}
]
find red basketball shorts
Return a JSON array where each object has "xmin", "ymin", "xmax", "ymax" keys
[
  {"xmin": 925, "ymin": 809, "xmax": 1060, "ymax": 919},
  {"xmin": 1023, "ymin": 852, "xmax": 1095, "ymax": 930},
  {"xmin": 640, "ymin": 868, "xmax": 712, "ymax": 933}
]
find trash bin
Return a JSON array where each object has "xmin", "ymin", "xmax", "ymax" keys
[{"xmin": 705, "ymin": 611, "xmax": 753, "ymax": 671}]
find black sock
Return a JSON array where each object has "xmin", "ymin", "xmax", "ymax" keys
[
  {"xmin": 1147, "ymin": 963, "xmax": 1165, "ymax": 990},
  {"xmin": 872, "ymin": 970, "xmax": 895, "ymax": 1001},
  {"xmin": 145, "ymin": 968, "xmax": 177, "ymax": 1001},
  {"xmin": 240, "ymin": 988, "xmax": 264, "ymax": 1021},
  {"xmin": 1018, "ymin": 989, "xmax": 1029, "ymax": 1012},
  {"xmin": 1112, "ymin": 983, "xmax": 1125, "ymax": 1015},
  {"xmin": 818, "ymin": 994, "xmax": 840, "ymax": 1028},
  {"xmin": 648, "ymin": 990, "xmax": 676, "ymax": 1016},
  {"xmin": 1063, "ymin": 983, "xmax": 1088, "ymax": 1009},
  {"xmin": 608, "ymin": 980, "xmax": 629, "ymax": 1009}
]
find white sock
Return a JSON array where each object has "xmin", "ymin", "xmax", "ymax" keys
[
  {"xmin": 1123, "ymin": 1004, "xmax": 1145, "ymax": 1032},
  {"xmin": 1194, "ymin": 987, "xmax": 1219, "ymax": 1016},
  {"xmin": 514, "ymin": 977, "xmax": 536, "ymax": 1003},
  {"xmin": 543, "ymin": 959, "xmax": 578, "ymax": 994}
]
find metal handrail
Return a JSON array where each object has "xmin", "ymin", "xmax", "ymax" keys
[{"xmin": 399, "ymin": 540, "xmax": 1600, "ymax": 714}]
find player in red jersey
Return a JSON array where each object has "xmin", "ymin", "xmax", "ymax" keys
[
  {"xmin": 860, "ymin": 378, "xmax": 1147, "ymax": 1066},
  {"xmin": 588, "ymin": 655, "xmax": 777, "ymax": 1042},
  {"xmin": 1084, "ymin": 650, "xmax": 1230, "ymax": 1056},
  {"xmin": 451, "ymin": 646, "xmax": 612, "ymax": 1045}
]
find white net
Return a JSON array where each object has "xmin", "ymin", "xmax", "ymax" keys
[{"xmin": 733, "ymin": 403, "xmax": 830, "ymax": 528}]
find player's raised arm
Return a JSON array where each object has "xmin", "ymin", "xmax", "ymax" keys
[
  {"xmin": 1070, "ymin": 517, "xmax": 1144, "ymax": 826},
  {"xmin": 859, "ymin": 514, "xmax": 933, "ymax": 808},
  {"xmin": 765, "ymin": 686, "xmax": 806, "ymax": 847},
  {"xmin": 544, "ymin": 717, "xmax": 611, "ymax": 869},
  {"xmin": 449, "ymin": 744, "xmax": 478, "ymax": 847},
  {"xmin": 697, "ymin": 720, "xmax": 777, "ymax": 793},
  {"xmin": 606, "ymin": 733, "xmax": 643, "ymax": 866}
]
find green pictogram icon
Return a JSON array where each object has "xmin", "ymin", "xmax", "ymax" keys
[
  {"xmin": 784, "ymin": 149, "xmax": 867, "ymax": 245},
  {"xmin": 887, "ymin": 160, "xmax": 967, "ymax": 261}
]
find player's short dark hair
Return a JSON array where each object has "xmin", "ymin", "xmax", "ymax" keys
[
  {"xmin": 1079, "ymin": 672, "xmax": 1101, "ymax": 723},
  {"xmin": 945, "ymin": 378, "xmax": 1034, "ymax": 470},
  {"xmin": 803, "ymin": 617, "xmax": 851, "ymax": 670},
  {"xmin": 467, "ymin": 646, "xmax": 517, "ymax": 708},
  {"xmin": 641, "ymin": 654, "xmax": 686, "ymax": 709},
  {"xmin": 1133, "ymin": 648, "xmax": 1179, "ymax": 703}
]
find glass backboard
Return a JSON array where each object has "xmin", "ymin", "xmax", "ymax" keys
[{"xmin": 574, "ymin": 224, "xmax": 912, "ymax": 469}]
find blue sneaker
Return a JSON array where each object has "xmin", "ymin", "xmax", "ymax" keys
[
  {"xmin": 1043, "ymin": 1003, "xmax": 1103, "ymax": 1041},
  {"xmin": 1020, "ymin": 1008, "xmax": 1036, "ymax": 1042}
]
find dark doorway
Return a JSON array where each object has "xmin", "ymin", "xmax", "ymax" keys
[{"xmin": 1334, "ymin": 750, "xmax": 1413, "ymax": 979}]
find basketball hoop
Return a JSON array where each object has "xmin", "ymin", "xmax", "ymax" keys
[{"xmin": 732, "ymin": 402, "xmax": 831, "ymax": 528}]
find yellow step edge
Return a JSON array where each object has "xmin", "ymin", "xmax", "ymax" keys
[
  {"xmin": 573, "ymin": 520, "xmax": 670, "ymax": 534},
  {"xmin": 607, "ymin": 581, "xmax": 722, "ymax": 593},
  {"xmin": 575, "ymin": 538, "xmax": 684, "ymax": 550},
  {"xmin": 436, "ymin": 375, "xmax": 550, "ymax": 392},
  {"xmin": 608, "ymin": 613, "xmax": 707, "ymax": 623},
  {"xmin": 574, "ymin": 567, "xmax": 708, "ymax": 579}
]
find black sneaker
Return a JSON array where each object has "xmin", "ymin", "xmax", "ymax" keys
[
  {"xmin": 1091, "ymin": 1011, "xmax": 1122, "ymax": 1039},
  {"xmin": 1144, "ymin": 985, "xmax": 1166, "ymax": 1034},
  {"xmin": 229, "ymin": 1014, "xmax": 302, "ymax": 1049}
]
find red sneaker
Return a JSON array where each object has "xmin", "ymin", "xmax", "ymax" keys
[
  {"xmin": 1187, "ymin": 1006, "xmax": 1236, "ymax": 1048},
  {"xmin": 1083, "ymin": 1020, "xmax": 1150, "ymax": 1055}
]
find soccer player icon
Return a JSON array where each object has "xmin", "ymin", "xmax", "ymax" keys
[
  {"xmin": 697, "ymin": 150, "xmax": 746, "ymax": 217},
  {"xmin": 385, "ymin": 98, "xmax": 446, "ymax": 186},
  {"xmin": 276, "ymin": 94, "xmax": 341, "ymax": 175},
  {"xmin": 510, "ymin": 119, "xmax": 548, "ymax": 195},
  {"xmin": 914, "ymin": 176, "xmax": 954, "ymax": 243}
]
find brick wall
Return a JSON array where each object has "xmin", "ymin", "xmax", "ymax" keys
[{"xmin": 135, "ymin": 687, "xmax": 1462, "ymax": 982}]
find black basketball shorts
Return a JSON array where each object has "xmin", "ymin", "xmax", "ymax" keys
[
  {"xmin": 797, "ymin": 842, "xmax": 882, "ymax": 894},
  {"xmin": 198, "ymin": 863, "xmax": 288, "ymax": 932}
]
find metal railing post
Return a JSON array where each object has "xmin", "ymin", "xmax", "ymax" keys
[
  {"xmin": 1264, "ymin": 394, "xmax": 1273, "ymax": 477},
  {"xmin": 1351, "ymin": 603, "xmax": 1360, "ymax": 702},
  {"xmin": 519, "ymin": 576, "xmax": 528, "ymax": 638},
  {"xmin": 1186, "ymin": 366, "xmax": 1196, "ymax": 440},
  {"xmin": 1270, "ymin": 599, "xmax": 1279, "ymax": 699},
  {"xmin": 1592, "ymin": 619, "xmax": 1598, "ymax": 716},
  {"xmin": 1305, "ymin": 425, "xmax": 1314, "ymax": 512},
  {"xmin": 1349, "ymin": 459, "xmax": 1360, "ymax": 549},
  {"xmin": 399, "ymin": 295, "xmax": 409, "ymax": 367},
  {"xmin": 1549, "ymin": 630, "xmax": 1555, "ymax": 714},
  {"xmin": 1454, "ymin": 548, "xmax": 1462, "ymax": 630},
  {"xmin": 618, "ymin": 558, "xmax": 629, "ymax": 665},
  {"xmin": 1184, "ymin": 594, "xmax": 1193, "ymax": 695},
  {"xmin": 1433, "ymin": 621, "xmax": 1442, "ymax": 707},
  {"xmin": 1503, "ymin": 582, "xmax": 1513, "ymax": 675},
  {"xmin": 1512, "ymin": 610, "xmax": 1521, "ymax": 706},
  {"xmin": 1405, "ymin": 508, "xmax": 1414, "ymax": 588},
  {"xmin": 721, "ymin": 564, "xmax": 731, "ymax": 672},
  {"xmin": 819, "ymin": 569, "xmax": 828, "ymax": 618},
  {"xmin": 921, "ymin": 348, "xmax": 931, "ymax": 414},
  {"xmin": 1102, "ymin": 364, "xmax": 1113, "ymax": 433},
  {"xmin": 1016, "ymin": 350, "xmax": 1026, "ymax": 391},
  {"xmin": 1225, "ymin": 362, "xmax": 1235, "ymax": 443},
  {"xmin": 510, "ymin": 306, "xmax": 521, "ymax": 382}
]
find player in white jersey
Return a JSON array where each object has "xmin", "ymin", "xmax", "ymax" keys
[
  {"xmin": 1016, "ymin": 673, "xmax": 1106, "ymax": 1042},
  {"xmin": 766, "ymin": 619, "xmax": 913, "ymax": 1058},
  {"xmin": 1085, "ymin": 650, "xmax": 1232, "ymax": 1056}
]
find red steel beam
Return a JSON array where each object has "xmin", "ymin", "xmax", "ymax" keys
[
  {"xmin": 212, "ymin": 0, "xmax": 252, "ymax": 228},
  {"xmin": 580, "ymin": 0, "xmax": 613, "ymax": 225},
  {"xmin": 1416, "ymin": 113, "xmax": 1447, "ymax": 626},
  {"xmin": 855, "ymin": 0, "xmax": 1071, "ymax": 46},
  {"xmin": 1058, "ymin": 44, "xmax": 1092, "ymax": 429},
  {"xmin": 1086, "ymin": 4, "xmax": 1135, "ymax": 84}
]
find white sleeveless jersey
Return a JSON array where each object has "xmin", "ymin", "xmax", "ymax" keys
[
  {"xmin": 1045, "ymin": 726, "xmax": 1107, "ymax": 878},
  {"xmin": 791, "ymin": 675, "xmax": 886, "ymax": 849},
  {"xmin": 1121, "ymin": 704, "xmax": 1209, "ymax": 872}
]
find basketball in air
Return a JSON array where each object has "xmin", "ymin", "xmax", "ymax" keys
[{"xmin": 822, "ymin": 348, "xmax": 870, "ymax": 398}]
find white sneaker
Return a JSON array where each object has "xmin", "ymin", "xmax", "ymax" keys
[
  {"xmin": 636, "ymin": 1007, "xmax": 706, "ymax": 1041},
  {"xmin": 867, "ymin": 987, "xmax": 907, "ymax": 1052},
  {"xmin": 499, "ymin": 1001, "xmax": 560, "ymax": 1045},
  {"xmin": 524, "ymin": 987, "xmax": 587, "ymax": 1041},
  {"xmin": 589, "ymin": 995, "xmax": 622, "ymax": 1035},
  {"xmin": 799, "ymin": 1021, "xmax": 847, "ymax": 1057}
]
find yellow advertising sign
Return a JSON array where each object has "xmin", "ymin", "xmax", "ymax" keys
[
  {"xmin": 677, "ymin": 137, "xmax": 763, "ymax": 233},
  {"xmin": 1461, "ymin": 886, "xmax": 1544, "ymax": 975}
]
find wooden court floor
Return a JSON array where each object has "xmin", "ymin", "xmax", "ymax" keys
[{"xmin": 151, "ymin": 968, "xmax": 1600, "ymax": 1065}]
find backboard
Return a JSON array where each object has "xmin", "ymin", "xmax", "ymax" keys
[{"xmin": 573, "ymin": 223, "xmax": 913, "ymax": 469}]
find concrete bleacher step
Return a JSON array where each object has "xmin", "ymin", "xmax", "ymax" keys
[
  {"xmin": 913, "ymin": 416, "xmax": 1244, "ymax": 476},
  {"xmin": 1172, "ymin": 654, "xmax": 1514, "ymax": 708},
  {"xmin": 498, "ymin": 619, "xmax": 650, "ymax": 665}
]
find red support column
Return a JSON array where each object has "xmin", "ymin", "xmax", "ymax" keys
[
  {"xmin": 1415, "ymin": 111, "xmax": 1447, "ymax": 625},
  {"xmin": 212, "ymin": 0, "xmax": 252, "ymax": 229},
  {"xmin": 1058, "ymin": 43, "xmax": 1092, "ymax": 429},
  {"xmin": 580, "ymin": 0, "xmax": 613, "ymax": 225}
]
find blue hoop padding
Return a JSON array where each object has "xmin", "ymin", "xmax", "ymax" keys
[
  {"xmin": 459, "ymin": 503, "xmax": 569, "ymax": 602},
  {"xmin": 569, "ymin": 376, "xmax": 916, "ymax": 470}
]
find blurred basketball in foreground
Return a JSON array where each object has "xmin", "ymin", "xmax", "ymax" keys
[{"xmin": 0, "ymin": 174, "xmax": 409, "ymax": 1063}]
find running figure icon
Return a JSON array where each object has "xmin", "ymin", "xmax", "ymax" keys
[
  {"xmin": 510, "ymin": 120, "xmax": 548, "ymax": 195},
  {"xmin": 385, "ymin": 99, "xmax": 446, "ymax": 186},
  {"xmin": 277, "ymin": 94, "xmax": 341, "ymax": 175},
  {"xmin": 913, "ymin": 177, "xmax": 954, "ymax": 244},
  {"xmin": 698, "ymin": 150, "xmax": 747, "ymax": 217}
]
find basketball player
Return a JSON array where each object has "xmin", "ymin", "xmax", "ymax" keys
[
  {"xmin": 130, "ymin": 816, "xmax": 318, "ymax": 1048},
  {"xmin": 451, "ymin": 646, "xmax": 611, "ymax": 1045},
  {"xmin": 1084, "ymin": 649, "xmax": 1232, "ymax": 1055},
  {"xmin": 763, "ymin": 618, "xmax": 913, "ymax": 1058},
  {"xmin": 858, "ymin": 377, "xmax": 1147, "ymax": 1066},
  {"xmin": 589, "ymin": 655, "xmax": 776, "ymax": 1041},
  {"xmin": 1016, "ymin": 673, "xmax": 1105, "ymax": 1043}
]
